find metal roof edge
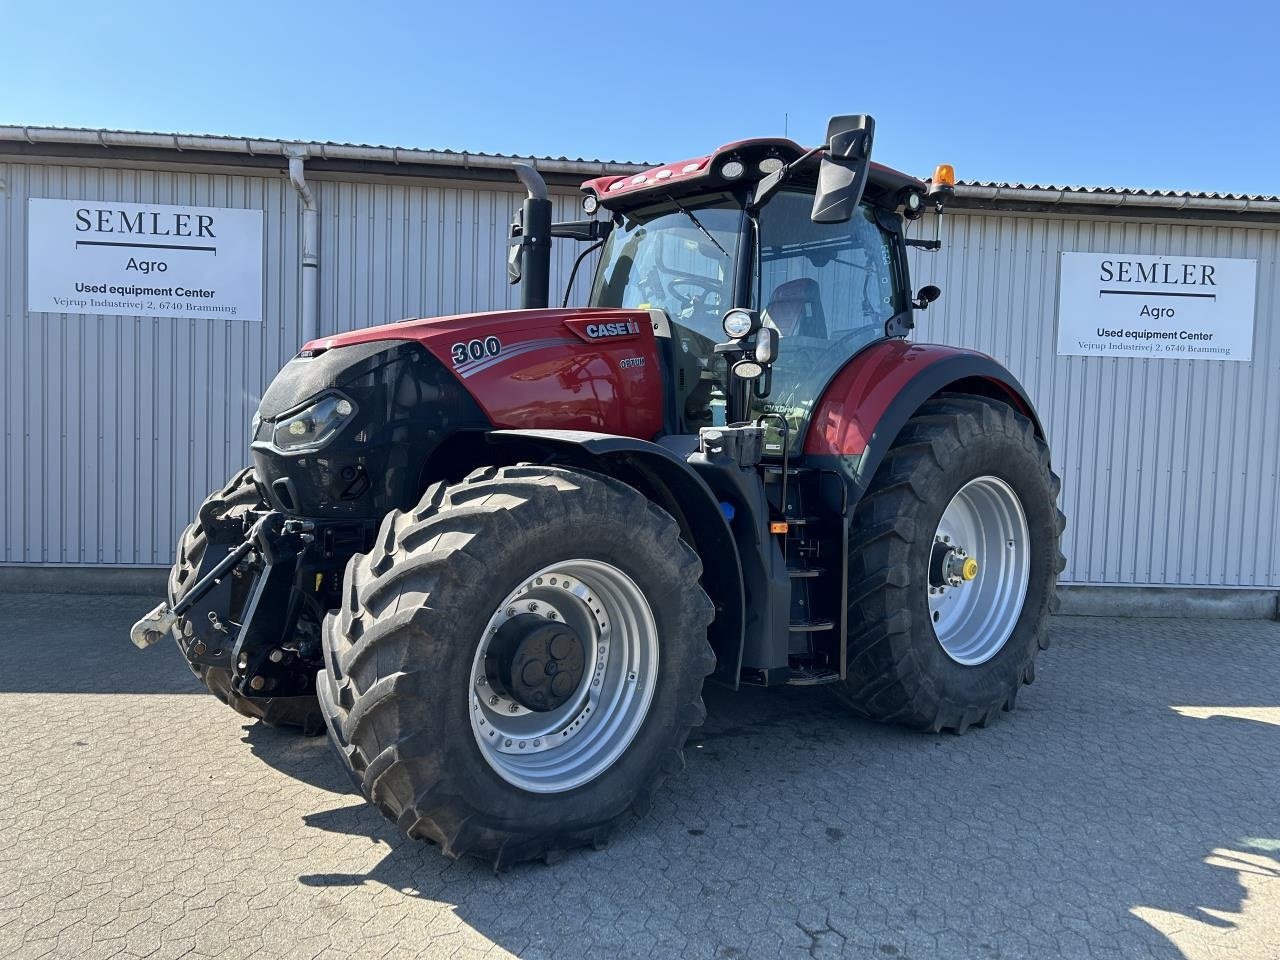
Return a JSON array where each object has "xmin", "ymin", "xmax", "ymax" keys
[
  {"xmin": 954, "ymin": 182, "xmax": 1280, "ymax": 215},
  {"xmin": 3, "ymin": 127, "xmax": 1276, "ymax": 214},
  {"xmin": 0, "ymin": 126, "xmax": 649, "ymax": 178}
]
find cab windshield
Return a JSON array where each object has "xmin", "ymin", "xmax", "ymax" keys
[
  {"xmin": 588, "ymin": 189, "xmax": 900, "ymax": 446},
  {"xmin": 587, "ymin": 195, "xmax": 743, "ymax": 345}
]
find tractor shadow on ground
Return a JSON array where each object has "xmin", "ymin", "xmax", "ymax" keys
[{"xmin": 242, "ymin": 722, "xmax": 358, "ymax": 795}]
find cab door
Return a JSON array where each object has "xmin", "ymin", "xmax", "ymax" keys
[{"xmin": 751, "ymin": 190, "xmax": 906, "ymax": 449}]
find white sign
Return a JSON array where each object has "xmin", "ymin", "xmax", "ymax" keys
[
  {"xmin": 1056, "ymin": 252, "xmax": 1257, "ymax": 361},
  {"xmin": 27, "ymin": 198, "xmax": 264, "ymax": 321}
]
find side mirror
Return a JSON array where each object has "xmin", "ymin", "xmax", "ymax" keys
[
  {"xmin": 507, "ymin": 238, "xmax": 522, "ymax": 284},
  {"xmin": 755, "ymin": 326, "xmax": 779, "ymax": 364},
  {"xmin": 811, "ymin": 114, "xmax": 875, "ymax": 224},
  {"xmin": 507, "ymin": 208, "xmax": 523, "ymax": 284},
  {"xmin": 913, "ymin": 284, "xmax": 942, "ymax": 309}
]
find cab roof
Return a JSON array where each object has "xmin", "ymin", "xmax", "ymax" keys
[{"xmin": 581, "ymin": 137, "xmax": 928, "ymax": 211}]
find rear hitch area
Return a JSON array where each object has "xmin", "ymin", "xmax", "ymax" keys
[{"xmin": 129, "ymin": 512, "xmax": 334, "ymax": 702}]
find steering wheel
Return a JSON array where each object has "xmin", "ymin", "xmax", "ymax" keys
[{"xmin": 668, "ymin": 276, "xmax": 722, "ymax": 309}]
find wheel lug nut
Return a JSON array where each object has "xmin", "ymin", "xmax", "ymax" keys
[
  {"xmin": 489, "ymin": 695, "xmax": 499, "ymax": 706},
  {"xmin": 508, "ymin": 703, "xmax": 519, "ymax": 713},
  {"xmin": 527, "ymin": 602, "xmax": 538, "ymax": 612},
  {"xmin": 506, "ymin": 607, "xmax": 516, "ymax": 617}
]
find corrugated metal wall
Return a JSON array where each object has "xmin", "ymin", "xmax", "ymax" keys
[
  {"xmin": 312, "ymin": 177, "xmax": 591, "ymax": 338},
  {"xmin": 0, "ymin": 156, "xmax": 587, "ymax": 566},
  {"xmin": 3, "ymin": 152, "xmax": 1277, "ymax": 588},
  {"xmin": 907, "ymin": 210, "xmax": 1280, "ymax": 588}
]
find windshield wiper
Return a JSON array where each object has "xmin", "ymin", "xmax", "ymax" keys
[{"xmin": 666, "ymin": 195, "xmax": 728, "ymax": 259}]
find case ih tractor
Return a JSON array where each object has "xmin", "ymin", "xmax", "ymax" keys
[{"xmin": 133, "ymin": 115, "xmax": 1065, "ymax": 867}]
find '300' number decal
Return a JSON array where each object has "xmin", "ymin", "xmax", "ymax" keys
[{"xmin": 450, "ymin": 337, "xmax": 502, "ymax": 366}]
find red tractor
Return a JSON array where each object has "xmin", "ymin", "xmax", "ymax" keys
[{"xmin": 133, "ymin": 115, "xmax": 1065, "ymax": 867}]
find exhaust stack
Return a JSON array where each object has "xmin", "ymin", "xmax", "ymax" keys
[{"xmin": 510, "ymin": 163, "xmax": 553, "ymax": 309}]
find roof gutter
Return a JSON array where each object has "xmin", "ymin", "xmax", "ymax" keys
[
  {"xmin": 954, "ymin": 183, "xmax": 1280, "ymax": 215},
  {"xmin": 0, "ymin": 126, "xmax": 644, "ymax": 179}
]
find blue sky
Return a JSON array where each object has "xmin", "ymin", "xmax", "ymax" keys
[{"xmin": 1, "ymin": 0, "xmax": 1272, "ymax": 195}]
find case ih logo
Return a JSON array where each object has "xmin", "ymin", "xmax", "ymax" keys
[{"xmin": 584, "ymin": 320, "xmax": 641, "ymax": 339}]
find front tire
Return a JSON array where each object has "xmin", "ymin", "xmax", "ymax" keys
[
  {"xmin": 833, "ymin": 396, "xmax": 1066, "ymax": 733},
  {"xmin": 318, "ymin": 465, "xmax": 715, "ymax": 867}
]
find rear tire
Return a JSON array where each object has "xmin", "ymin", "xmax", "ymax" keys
[
  {"xmin": 318, "ymin": 465, "xmax": 715, "ymax": 868},
  {"xmin": 168, "ymin": 468, "xmax": 325, "ymax": 735},
  {"xmin": 832, "ymin": 396, "xmax": 1066, "ymax": 733}
]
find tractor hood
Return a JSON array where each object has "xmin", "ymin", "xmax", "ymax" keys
[
  {"xmin": 302, "ymin": 307, "xmax": 648, "ymax": 357},
  {"xmin": 296, "ymin": 306, "xmax": 665, "ymax": 440},
  {"xmin": 251, "ymin": 306, "xmax": 666, "ymax": 518}
]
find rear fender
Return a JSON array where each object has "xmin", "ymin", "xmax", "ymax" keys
[
  {"xmin": 487, "ymin": 429, "xmax": 746, "ymax": 687},
  {"xmin": 803, "ymin": 340, "xmax": 1044, "ymax": 508}
]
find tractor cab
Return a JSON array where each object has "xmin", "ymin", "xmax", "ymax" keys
[{"xmin": 575, "ymin": 118, "xmax": 951, "ymax": 449}]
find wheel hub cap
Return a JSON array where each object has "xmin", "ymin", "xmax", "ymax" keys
[
  {"xmin": 485, "ymin": 614, "xmax": 586, "ymax": 711},
  {"xmin": 469, "ymin": 560, "xmax": 660, "ymax": 794}
]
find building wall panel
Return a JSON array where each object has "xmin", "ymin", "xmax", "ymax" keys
[
  {"xmin": 0, "ymin": 157, "xmax": 590, "ymax": 566},
  {"xmin": 909, "ymin": 209, "xmax": 1279, "ymax": 587},
  {"xmin": 3, "ymin": 151, "xmax": 1276, "ymax": 589}
]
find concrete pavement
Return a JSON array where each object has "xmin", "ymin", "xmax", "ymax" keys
[{"xmin": 1, "ymin": 593, "xmax": 1277, "ymax": 959}]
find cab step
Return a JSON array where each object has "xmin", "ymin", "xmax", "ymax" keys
[
  {"xmin": 775, "ymin": 515, "xmax": 821, "ymax": 528},
  {"xmin": 788, "ymin": 619, "xmax": 835, "ymax": 633},
  {"xmin": 787, "ymin": 666, "xmax": 840, "ymax": 686},
  {"xmin": 762, "ymin": 464, "xmax": 815, "ymax": 480},
  {"xmin": 787, "ymin": 565, "xmax": 824, "ymax": 579}
]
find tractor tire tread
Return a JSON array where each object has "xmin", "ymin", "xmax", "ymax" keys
[
  {"xmin": 319, "ymin": 464, "xmax": 715, "ymax": 869},
  {"xmin": 829, "ymin": 396, "xmax": 1063, "ymax": 733}
]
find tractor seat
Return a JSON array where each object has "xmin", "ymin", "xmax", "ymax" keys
[{"xmin": 763, "ymin": 278, "xmax": 827, "ymax": 339}]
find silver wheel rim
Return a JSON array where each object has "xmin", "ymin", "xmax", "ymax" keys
[
  {"xmin": 469, "ymin": 559, "xmax": 659, "ymax": 794},
  {"xmin": 928, "ymin": 476, "xmax": 1030, "ymax": 666}
]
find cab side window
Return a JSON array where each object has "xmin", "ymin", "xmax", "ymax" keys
[
  {"xmin": 757, "ymin": 192, "xmax": 898, "ymax": 341},
  {"xmin": 752, "ymin": 191, "xmax": 902, "ymax": 449}
]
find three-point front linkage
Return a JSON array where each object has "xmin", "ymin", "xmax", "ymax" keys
[{"xmin": 132, "ymin": 512, "xmax": 321, "ymax": 700}]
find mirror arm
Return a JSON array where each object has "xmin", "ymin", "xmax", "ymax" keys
[
  {"xmin": 749, "ymin": 146, "xmax": 825, "ymax": 212},
  {"xmin": 550, "ymin": 219, "xmax": 613, "ymax": 242}
]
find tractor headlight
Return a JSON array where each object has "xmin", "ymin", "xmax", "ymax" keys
[
  {"xmin": 722, "ymin": 308, "xmax": 759, "ymax": 339},
  {"xmin": 270, "ymin": 393, "xmax": 357, "ymax": 454}
]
